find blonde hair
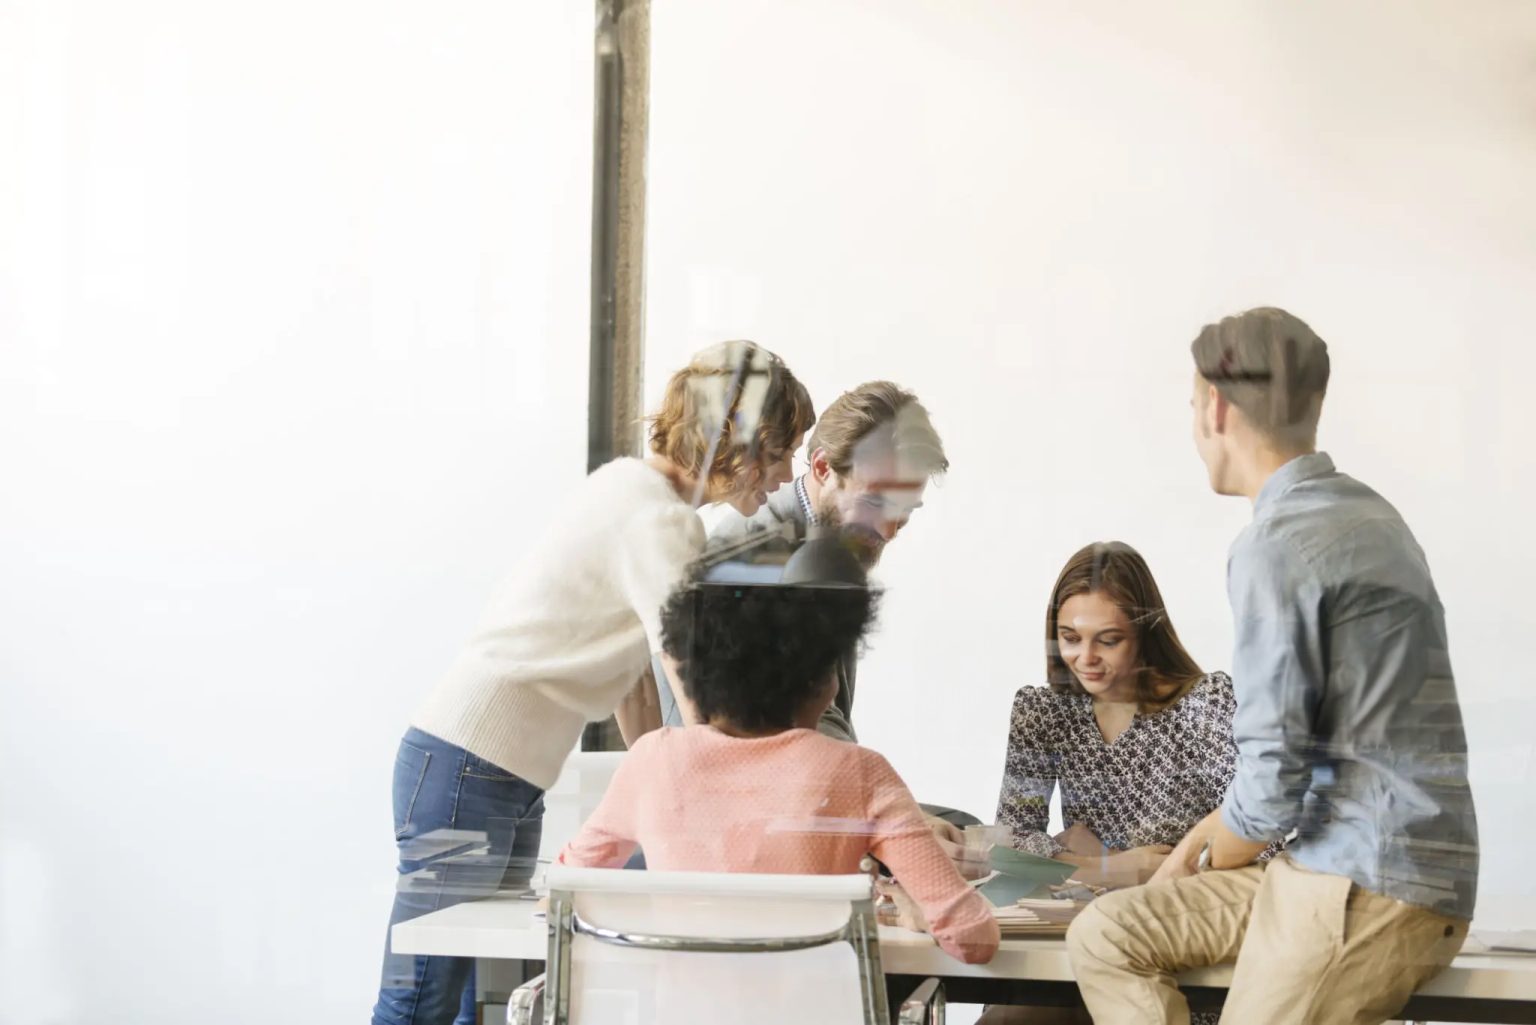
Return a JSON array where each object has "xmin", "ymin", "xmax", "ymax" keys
[
  {"xmin": 808, "ymin": 381, "xmax": 948, "ymax": 479},
  {"xmin": 647, "ymin": 341, "xmax": 815, "ymax": 489}
]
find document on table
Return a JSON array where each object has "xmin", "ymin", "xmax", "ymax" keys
[
  {"xmin": 976, "ymin": 846, "xmax": 1077, "ymax": 906},
  {"xmin": 993, "ymin": 897, "xmax": 1091, "ymax": 936}
]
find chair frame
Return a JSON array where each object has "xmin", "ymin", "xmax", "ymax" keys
[{"xmin": 510, "ymin": 877, "xmax": 944, "ymax": 1025}]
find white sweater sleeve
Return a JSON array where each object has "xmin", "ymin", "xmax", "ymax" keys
[{"xmin": 613, "ymin": 502, "xmax": 706, "ymax": 655}]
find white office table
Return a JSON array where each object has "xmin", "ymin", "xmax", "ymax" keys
[{"xmin": 393, "ymin": 893, "xmax": 1536, "ymax": 1023}]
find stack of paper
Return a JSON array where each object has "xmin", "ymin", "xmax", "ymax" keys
[{"xmin": 993, "ymin": 897, "xmax": 1091, "ymax": 936}]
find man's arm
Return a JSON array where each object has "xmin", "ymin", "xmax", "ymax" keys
[
  {"xmin": 1221, "ymin": 532, "xmax": 1328, "ymax": 847},
  {"xmin": 657, "ymin": 653, "xmax": 697, "ymax": 725},
  {"xmin": 1153, "ymin": 533, "xmax": 1327, "ymax": 882},
  {"xmin": 816, "ymin": 701, "xmax": 857, "ymax": 742},
  {"xmin": 1211, "ymin": 816, "xmax": 1272, "ymax": 870},
  {"xmin": 614, "ymin": 663, "xmax": 663, "ymax": 747},
  {"xmin": 814, "ymin": 653, "xmax": 858, "ymax": 741},
  {"xmin": 1153, "ymin": 808, "xmax": 1269, "ymax": 882}
]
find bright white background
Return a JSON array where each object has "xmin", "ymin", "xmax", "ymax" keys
[
  {"xmin": 645, "ymin": 0, "xmax": 1536, "ymax": 934},
  {"xmin": 2, "ymin": 2, "xmax": 1534, "ymax": 1024},
  {"xmin": 0, "ymin": 3, "xmax": 592, "ymax": 1022}
]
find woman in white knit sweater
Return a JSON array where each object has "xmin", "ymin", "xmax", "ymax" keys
[{"xmin": 372, "ymin": 342, "xmax": 816, "ymax": 1025}]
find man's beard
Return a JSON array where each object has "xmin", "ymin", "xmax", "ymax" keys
[{"xmin": 812, "ymin": 495, "xmax": 885, "ymax": 568}]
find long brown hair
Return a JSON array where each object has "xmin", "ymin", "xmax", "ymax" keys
[{"xmin": 1045, "ymin": 541, "xmax": 1204, "ymax": 710}]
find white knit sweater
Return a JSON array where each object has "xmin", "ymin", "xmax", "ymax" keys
[{"xmin": 411, "ymin": 458, "xmax": 705, "ymax": 789}]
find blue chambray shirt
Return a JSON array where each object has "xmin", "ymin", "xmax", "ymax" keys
[{"xmin": 1219, "ymin": 453, "xmax": 1479, "ymax": 919}]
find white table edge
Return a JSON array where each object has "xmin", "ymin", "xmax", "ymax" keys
[{"xmin": 389, "ymin": 895, "xmax": 1536, "ymax": 1003}]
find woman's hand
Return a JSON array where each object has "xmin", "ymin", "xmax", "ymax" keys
[
  {"xmin": 1071, "ymin": 845, "xmax": 1173, "ymax": 888},
  {"xmin": 1054, "ymin": 822, "xmax": 1108, "ymax": 857},
  {"xmin": 876, "ymin": 880, "xmax": 930, "ymax": 933},
  {"xmin": 926, "ymin": 816, "xmax": 991, "ymax": 880},
  {"xmin": 1108, "ymin": 845, "xmax": 1174, "ymax": 885}
]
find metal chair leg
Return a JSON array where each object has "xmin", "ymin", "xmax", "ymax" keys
[
  {"xmin": 897, "ymin": 976, "xmax": 945, "ymax": 1024},
  {"xmin": 507, "ymin": 972, "xmax": 546, "ymax": 1025}
]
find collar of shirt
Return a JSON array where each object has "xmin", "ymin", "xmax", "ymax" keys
[
  {"xmin": 794, "ymin": 474, "xmax": 820, "ymax": 527},
  {"xmin": 1253, "ymin": 451, "xmax": 1335, "ymax": 513}
]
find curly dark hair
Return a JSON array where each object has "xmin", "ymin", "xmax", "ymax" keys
[{"xmin": 660, "ymin": 571, "xmax": 880, "ymax": 733}]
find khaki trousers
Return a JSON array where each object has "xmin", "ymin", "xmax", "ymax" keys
[{"xmin": 1064, "ymin": 855, "xmax": 1467, "ymax": 1025}]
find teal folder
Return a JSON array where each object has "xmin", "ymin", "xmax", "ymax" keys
[{"xmin": 977, "ymin": 846, "xmax": 1077, "ymax": 906}]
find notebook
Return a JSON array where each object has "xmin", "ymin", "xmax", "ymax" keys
[{"xmin": 976, "ymin": 845, "xmax": 1077, "ymax": 906}]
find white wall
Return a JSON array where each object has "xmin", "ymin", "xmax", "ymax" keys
[
  {"xmin": 4, "ymin": 3, "xmax": 1534, "ymax": 1022},
  {"xmin": 0, "ymin": 3, "xmax": 592, "ymax": 1023},
  {"xmin": 645, "ymin": 0, "xmax": 1536, "ymax": 927}
]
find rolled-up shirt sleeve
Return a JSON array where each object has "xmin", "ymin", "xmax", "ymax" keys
[{"xmin": 1220, "ymin": 531, "xmax": 1329, "ymax": 843}]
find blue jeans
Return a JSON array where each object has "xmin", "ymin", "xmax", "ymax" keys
[{"xmin": 371, "ymin": 727, "xmax": 545, "ymax": 1025}]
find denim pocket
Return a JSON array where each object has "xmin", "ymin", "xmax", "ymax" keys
[
  {"xmin": 461, "ymin": 751, "xmax": 522, "ymax": 782},
  {"xmin": 456, "ymin": 758, "xmax": 544, "ymax": 839},
  {"xmin": 392, "ymin": 739, "xmax": 431, "ymax": 841}
]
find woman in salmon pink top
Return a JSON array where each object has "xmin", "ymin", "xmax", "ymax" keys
[{"xmin": 558, "ymin": 567, "xmax": 999, "ymax": 964}]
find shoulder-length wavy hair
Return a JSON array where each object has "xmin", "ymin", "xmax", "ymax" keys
[
  {"xmin": 1045, "ymin": 541, "xmax": 1204, "ymax": 710},
  {"xmin": 647, "ymin": 340, "xmax": 815, "ymax": 493}
]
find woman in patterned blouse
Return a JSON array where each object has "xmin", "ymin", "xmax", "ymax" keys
[
  {"xmin": 995, "ymin": 540, "xmax": 1243, "ymax": 891},
  {"xmin": 981, "ymin": 542, "xmax": 1243, "ymax": 1025}
]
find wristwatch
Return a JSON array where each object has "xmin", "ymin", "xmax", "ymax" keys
[{"xmin": 1196, "ymin": 839, "xmax": 1214, "ymax": 874}]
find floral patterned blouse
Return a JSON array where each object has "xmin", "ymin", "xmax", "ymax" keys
[
  {"xmin": 995, "ymin": 672, "xmax": 1270, "ymax": 1025},
  {"xmin": 995, "ymin": 672, "xmax": 1243, "ymax": 859}
]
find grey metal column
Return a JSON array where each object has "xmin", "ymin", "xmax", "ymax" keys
[{"xmin": 583, "ymin": 0, "xmax": 650, "ymax": 753}]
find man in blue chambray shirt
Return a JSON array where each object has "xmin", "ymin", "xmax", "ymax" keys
[{"xmin": 1066, "ymin": 308, "xmax": 1479, "ymax": 1025}]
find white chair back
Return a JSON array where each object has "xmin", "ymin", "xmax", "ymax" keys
[{"xmin": 542, "ymin": 867, "xmax": 887, "ymax": 1025}]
